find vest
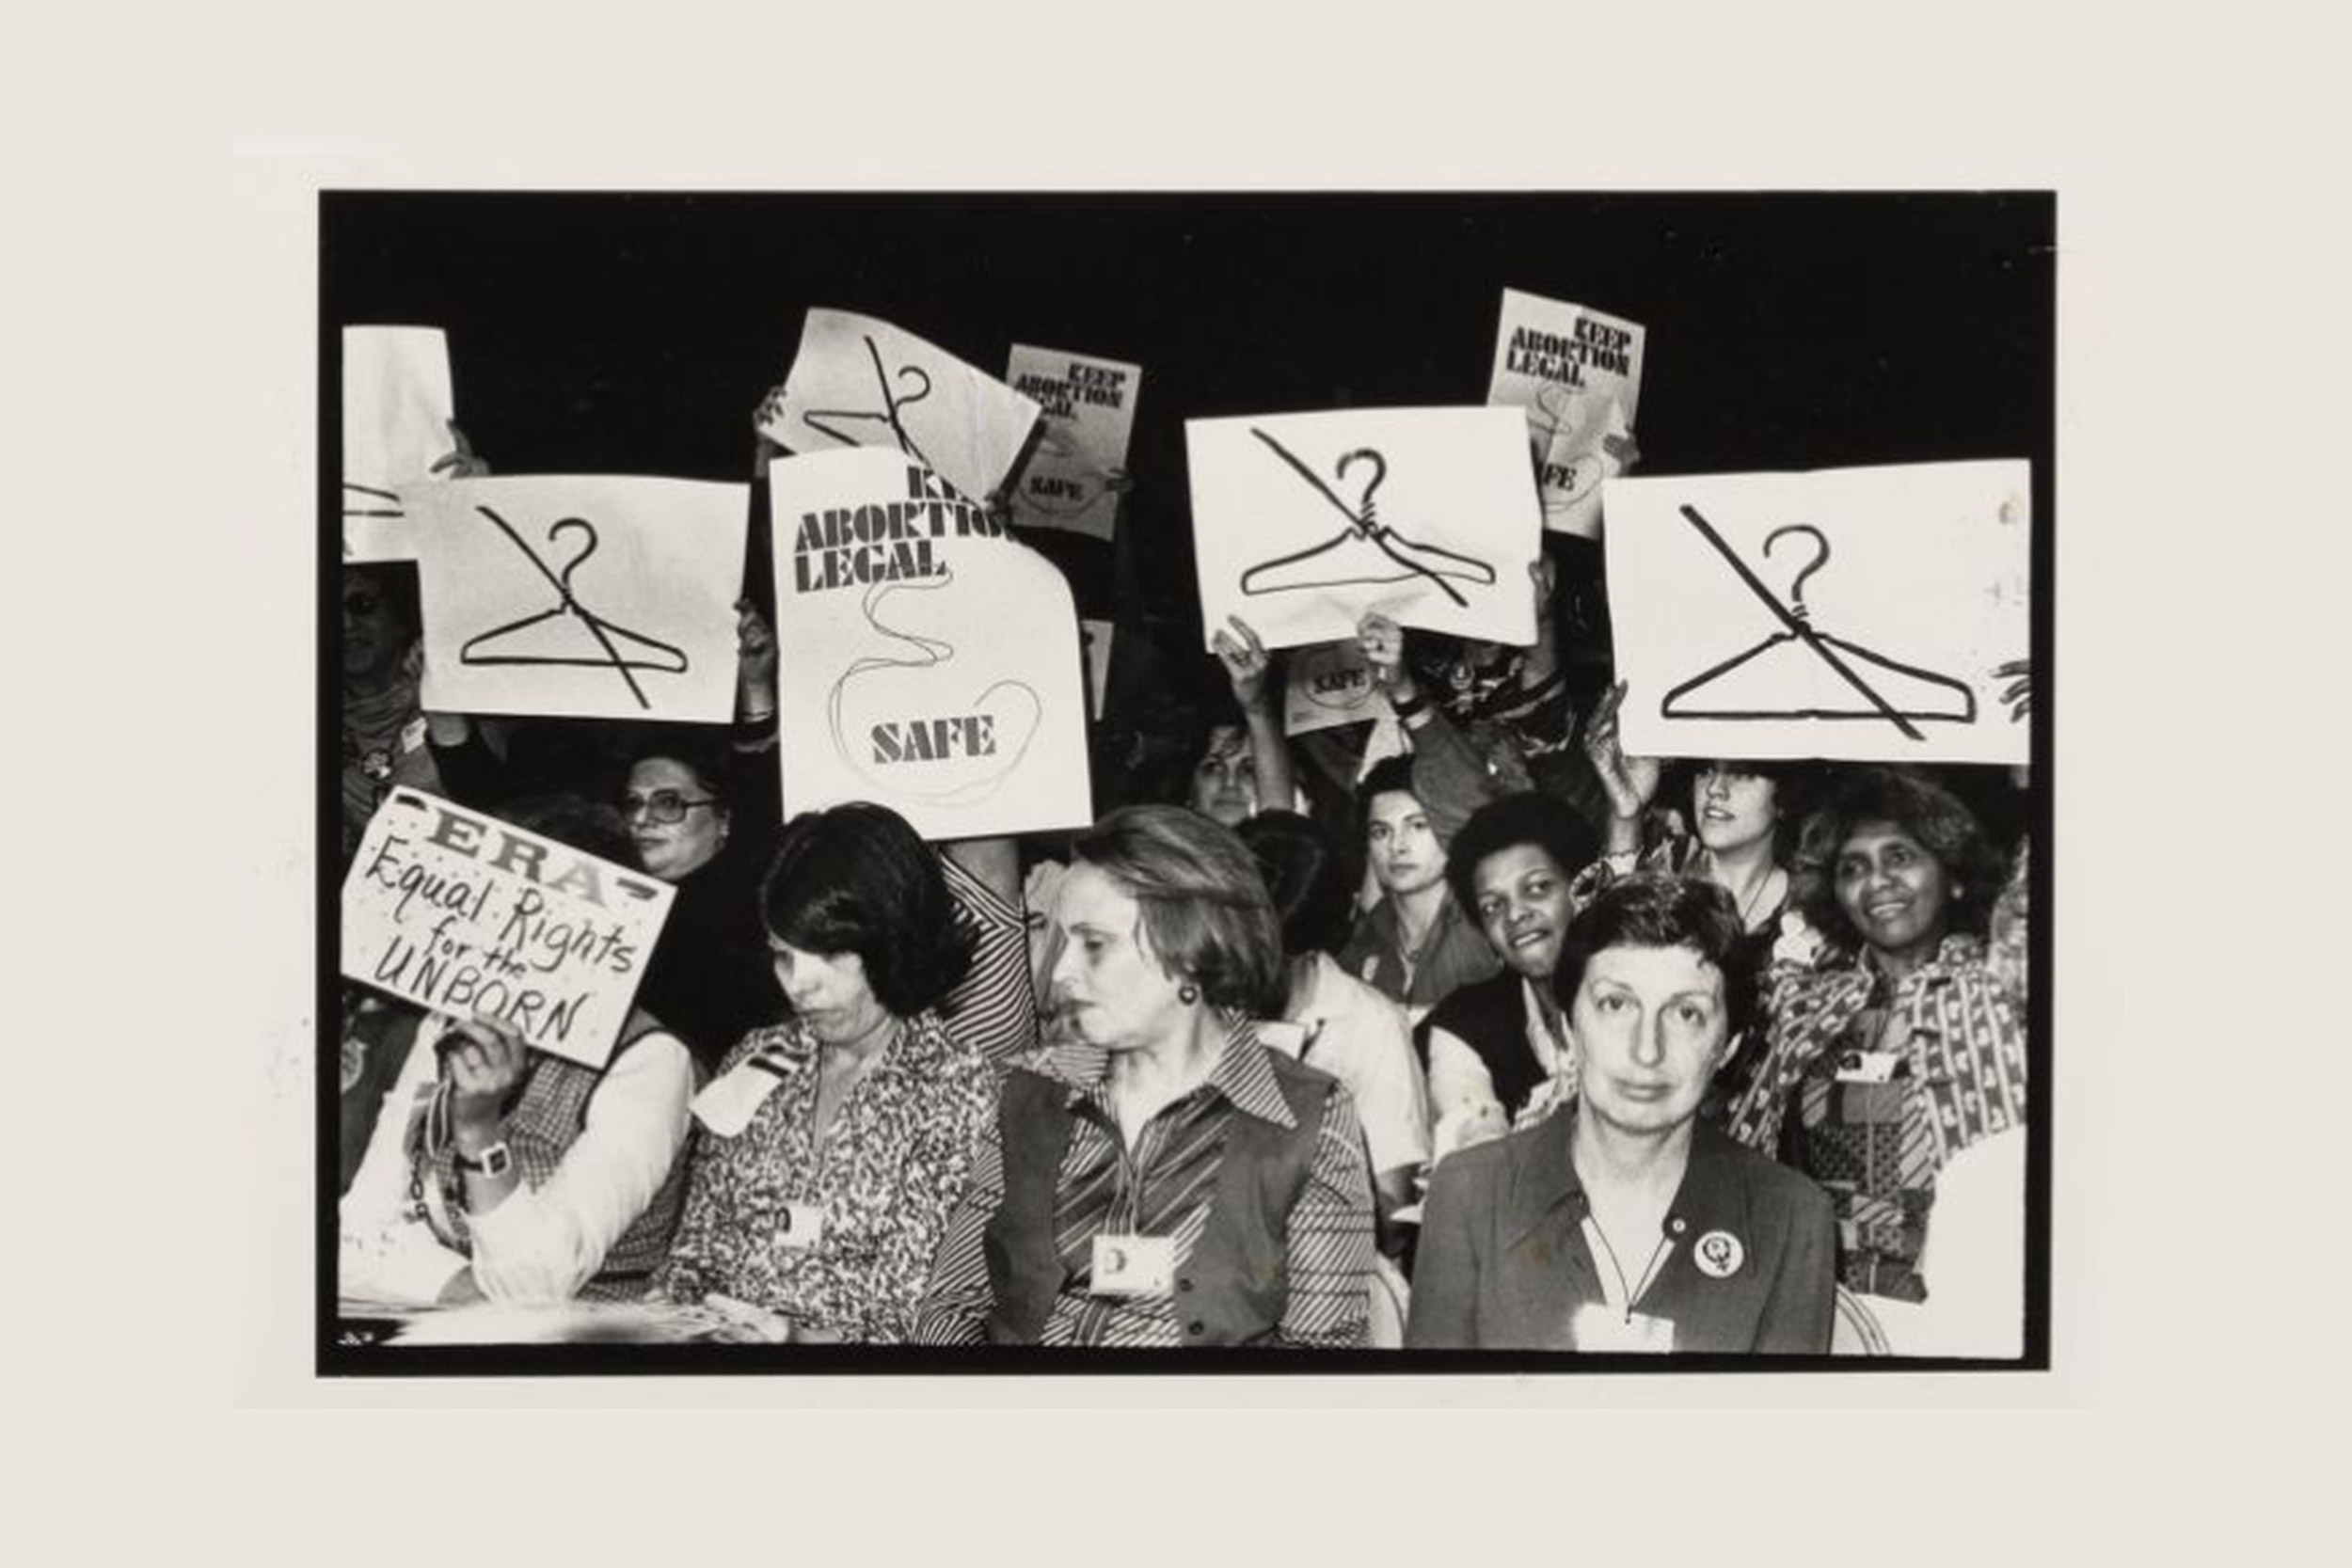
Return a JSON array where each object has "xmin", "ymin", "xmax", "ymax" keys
[
  {"xmin": 421, "ymin": 1009, "xmax": 694, "ymax": 1300},
  {"xmin": 1418, "ymin": 971, "xmax": 1548, "ymax": 1116},
  {"xmin": 981, "ymin": 1050, "xmax": 1334, "ymax": 1346}
]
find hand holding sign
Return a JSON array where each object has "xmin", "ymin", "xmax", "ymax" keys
[
  {"xmin": 1211, "ymin": 615, "xmax": 1276, "ymax": 713},
  {"xmin": 439, "ymin": 1014, "xmax": 531, "ymax": 1142}
]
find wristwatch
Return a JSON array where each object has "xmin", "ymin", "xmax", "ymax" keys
[{"xmin": 453, "ymin": 1141, "xmax": 513, "ymax": 1179}]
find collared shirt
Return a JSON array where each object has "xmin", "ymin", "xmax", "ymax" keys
[
  {"xmin": 1406, "ymin": 1110, "xmax": 1836, "ymax": 1353},
  {"xmin": 1263, "ymin": 953, "xmax": 1432, "ymax": 1180},
  {"xmin": 1338, "ymin": 891, "xmax": 1502, "ymax": 1020},
  {"xmin": 651, "ymin": 1009, "xmax": 996, "ymax": 1342},
  {"xmin": 912, "ymin": 1019, "xmax": 1375, "ymax": 1348}
]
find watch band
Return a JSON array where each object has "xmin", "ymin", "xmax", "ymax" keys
[{"xmin": 453, "ymin": 1141, "xmax": 511, "ymax": 1179}]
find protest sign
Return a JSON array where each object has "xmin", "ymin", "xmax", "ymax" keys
[
  {"xmin": 768, "ymin": 448, "xmax": 1092, "ymax": 839},
  {"xmin": 342, "ymin": 788, "xmax": 675, "ymax": 1070},
  {"xmin": 342, "ymin": 326, "xmax": 455, "ymax": 562},
  {"xmin": 1605, "ymin": 460, "xmax": 2031, "ymax": 766},
  {"xmin": 412, "ymin": 476, "xmax": 747, "ymax": 723},
  {"xmin": 1186, "ymin": 407, "xmax": 1540, "ymax": 652},
  {"xmin": 1079, "ymin": 618, "xmax": 1114, "ymax": 722},
  {"xmin": 1004, "ymin": 345, "xmax": 1142, "ymax": 542},
  {"xmin": 762, "ymin": 309, "xmax": 1040, "ymax": 506},
  {"xmin": 1485, "ymin": 289, "xmax": 1645, "ymax": 538},
  {"xmin": 1281, "ymin": 638, "xmax": 1393, "ymax": 736}
]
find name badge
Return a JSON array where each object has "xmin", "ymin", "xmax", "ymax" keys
[
  {"xmin": 1570, "ymin": 1303, "xmax": 1677, "ymax": 1353},
  {"xmin": 776, "ymin": 1201, "xmax": 827, "ymax": 1250},
  {"xmin": 1835, "ymin": 1049, "xmax": 1903, "ymax": 1085},
  {"xmin": 400, "ymin": 715, "xmax": 430, "ymax": 754},
  {"xmin": 1089, "ymin": 1234, "xmax": 1175, "ymax": 1297},
  {"xmin": 691, "ymin": 1051, "xmax": 798, "ymax": 1137}
]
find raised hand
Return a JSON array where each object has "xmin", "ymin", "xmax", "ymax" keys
[
  {"xmin": 438, "ymin": 1015, "xmax": 530, "ymax": 1144},
  {"xmin": 1211, "ymin": 614, "xmax": 1275, "ymax": 712},
  {"xmin": 429, "ymin": 420, "xmax": 492, "ymax": 478},
  {"xmin": 1995, "ymin": 657, "xmax": 2032, "ymax": 722},
  {"xmin": 1582, "ymin": 679, "xmax": 1661, "ymax": 821}
]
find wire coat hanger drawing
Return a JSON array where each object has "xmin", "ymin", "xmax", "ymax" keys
[
  {"xmin": 1239, "ymin": 428, "xmax": 1497, "ymax": 608},
  {"xmin": 1660, "ymin": 505, "xmax": 1977, "ymax": 740},
  {"xmin": 457, "ymin": 506, "xmax": 689, "ymax": 711},
  {"xmin": 800, "ymin": 335, "xmax": 937, "ymax": 471}
]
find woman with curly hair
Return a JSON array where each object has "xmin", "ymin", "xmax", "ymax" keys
[
  {"xmin": 1726, "ymin": 765, "xmax": 2028, "ymax": 1355},
  {"xmin": 649, "ymin": 802, "xmax": 999, "ymax": 1344}
]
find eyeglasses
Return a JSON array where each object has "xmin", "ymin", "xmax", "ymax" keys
[
  {"xmin": 342, "ymin": 592, "xmax": 384, "ymax": 617},
  {"xmin": 622, "ymin": 789, "xmax": 719, "ymax": 825}
]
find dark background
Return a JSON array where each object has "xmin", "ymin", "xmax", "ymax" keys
[{"xmin": 322, "ymin": 191, "xmax": 2053, "ymax": 622}]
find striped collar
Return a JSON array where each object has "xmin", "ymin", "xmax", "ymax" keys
[{"xmin": 1035, "ymin": 1015, "xmax": 1297, "ymax": 1131}]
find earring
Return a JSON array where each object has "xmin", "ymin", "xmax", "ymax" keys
[{"xmin": 1178, "ymin": 982, "xmax": 1200, "ymax": 1006}]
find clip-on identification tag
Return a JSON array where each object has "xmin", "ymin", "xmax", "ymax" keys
[
  {"xmin": 776, "ymin": 1201, "xmax": 827, "ymax": 1250},
  {"xmin": 1570, "ymin": 1302, "xmax": 1677, "ymax": 1353},
  {"xmin": 1835, "ymin": 1049, "xmax": 1902, "ymax": 1085},
  {"xmin": 1089, "ymin": 1234, "xmax": 1176, "ymax": 1297}
]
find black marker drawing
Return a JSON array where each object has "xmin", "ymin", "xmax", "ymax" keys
[
  {"xmin": 1661, "ymin": 505, "xmax": 1976, "ymax": 740},
  {"xmin": 800, "ymin": 335, "xmax": 937, "ymax": 471},
  {"xmin": 824, "ymin": 567, "xmax": 1042, "ymax": 808},
  {"xmin": 457, "ymin": 506, "xmax": 689, "ymax": 712},
  {"xmin": 342, "ymin": 482, "xmax": 405, "ymax": 559},
  {"xmin": 1240, "ymin": 428, "xmax": 1497, "ymax": 609}
]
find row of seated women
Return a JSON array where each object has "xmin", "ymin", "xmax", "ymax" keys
[{"xmin": 341, "ymin": 736, "xmax": 2028, "ymax": 1354}]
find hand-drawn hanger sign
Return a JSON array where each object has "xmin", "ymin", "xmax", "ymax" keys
[
  {"xmin": 763, "ymin": 309, "xmax": 1041, "ymax": 507},
  {"xmin": 342, "ymin": 325, "xmax": 454, "ymax": 562},
  {"xmin": 1604, "ymin": 461, "xmax": 2031, "ymax": 766},
  {"xmin": 767, "ymin": 448, "xmax": 1092, "ymax": 840},
  {"xmin": 1186, "ymin": 407, "xmax": 1542, "ymax": 654},
  {"xmin": 412, "ymin": 476, "xmax": 748, "ymax": 724}
]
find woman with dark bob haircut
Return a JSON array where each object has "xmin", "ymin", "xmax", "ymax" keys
[
  {"xmin": 1408, "ymin": 875, "xmax": 1835, "ymax": 1352},
  {"xmin": 650, "ymin": 802, "xmax": 1001, "ymax": 1344},
  {"xmin": 1727, "ymin": 766, "xmax": 2029, "ymax": 1355},
  {"xmin": 914, "ymin": 805, "xmax": 1378, "ymax": 1348}
]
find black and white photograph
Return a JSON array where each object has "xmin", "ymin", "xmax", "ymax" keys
[{"xmin": 320, "ymin": 190, "xmax": 2051, "ymax": 1371}]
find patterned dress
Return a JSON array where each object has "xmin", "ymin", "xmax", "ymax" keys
[{"xmin": 651, "ymin": 1010, "xmax": 997, "ymax": 1342}]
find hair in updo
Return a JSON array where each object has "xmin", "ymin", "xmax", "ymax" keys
[{"xmin": 1071, "ymin": 804, "xmax": 1285, "ymax": 1017}]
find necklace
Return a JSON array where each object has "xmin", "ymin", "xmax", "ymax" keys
[{"xmin": 1583, "ymin": 1210, "xmax": 1672, "ymax": 1319}]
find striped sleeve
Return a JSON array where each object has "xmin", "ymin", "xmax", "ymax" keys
[
  {"xmin": 908, "ymin": 1089, "xmax": 1005, "ymax": 1345},
  {"xmin": 1276, "ymin": 1082, "xmax": 1376, "ymax": 1349},
  {"xmin": 939, "ymin": 854, "xmax": 1040, "ymax": 1068}
]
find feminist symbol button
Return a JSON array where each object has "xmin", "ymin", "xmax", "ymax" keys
[{"xmin": 1694, "ymin": 1230, "xmax": 1746, "ymax": 1279}]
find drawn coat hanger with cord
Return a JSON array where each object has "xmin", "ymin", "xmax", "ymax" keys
[
  {"xmin": 1240, "ymin": 427, "xmax": 1497, "ymax": 607},
  {"xmin": 1660, "ymin": 505, "xmax": 1977, "ymax": 740},
  {"xmin": 456, "ymin": 506, "xmax": 689, "ymax": 712}
]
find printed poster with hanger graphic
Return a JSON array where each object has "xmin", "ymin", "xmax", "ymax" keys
[
  {"xmin": 1185, "ymin": 407, "xmax": 1541, "ymax": 653},
  {"xmin": 1004, "ymin": 344, "xmax": 1143, "ymax": 542},
  {"xmin": 411, "ymin": 476, "xmax": 748, "ymax": 723},
  {"xmin": 762, "ymin": 309, "xmax": 1041, "ymax": 505},
  {"xmin": 342, "ymin": 325, "xmax": 456, "ymax": 562},
  {"xmin": 1485, "ymin": 289, "xmax": 1645, "ymax": 539},
  {"xmin": 342, "ymin": 787, "xmax": 676, "ymax": 1071},
  {"xmin": 1281, "ymin": 638, "xmax": 1394, "ymax": 736},
  {"xmin": 768, "ymin": 448, "xmax": 1092, "ymax": 840},
  {"xmin": 1604, "ymin": 460, "xmax": 2030, "ymax": 766}
]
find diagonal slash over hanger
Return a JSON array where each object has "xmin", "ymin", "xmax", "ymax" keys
[
  {"xmin": 1248, "ymin": 428, "xmax": 1470, "ymax": 608},
  {"xmin": 477, "ymin": 506, "xmax": 655, "ymax": 708},
  {"xmin": 1677, "ymin": 503, "xmax": 1924, "ymax": 740}
]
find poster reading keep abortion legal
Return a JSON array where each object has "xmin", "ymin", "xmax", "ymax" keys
[
  {"xmin": 1004, "ymin": 344, "xmax": 1143, "ymax": 542},
  {"xmin": 762, "ymin": 309, "xmax": 1041, "ymax": 506},
  {"xmin": 767, "ymin": 448, "xmax": 1092, "ymax": 840},
  {"xmin": 1485, "ymin": 289, "xmax": 1645, "ymax": 539},
  {"xmin": 1186, "ymin": 406, "xmax": 1541, "ymax": 653},
  {"xmin": 342, "ymin": 789, "xmax": 676, "ymax": 1070},
  {"xmin": 1604, "ymin": 460, "xmax": 2031, "ymax": 767},
  {"xmin": 410, "ymin": 476, "xmax": 748, "ymax": 724},
  {"xmin": 342, "ymin": 325, "xmax": 456, "ymax": 562}
]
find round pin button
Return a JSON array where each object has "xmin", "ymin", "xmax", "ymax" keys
[{"xmin": 1693, "ymin": 1229, "xmax": 1745, "ymax": 1278}]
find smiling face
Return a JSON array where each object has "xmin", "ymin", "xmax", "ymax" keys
[
  {"xmin": 1189, "ymin": 725, "xmax": 1261, "ymax": 826},
  {"xmin": 768, "ymin": 939, "xmax": 889, "ymax": 1045},
  {"xmin": 1566, "ymin": 943, "xmax": 1732, "ymax": 1140},
  {"xmin": 1833, "ymin": 818, "xmax": 1953, "ymax": 969},
  {"xmin": 1046, "ymin": 861, "xmax": 1192, "ymax": 1053},
  {"xmin": 624, "ymin": 757, "xmax": 728, "ymax": 881},
  {"xmin": 1471, "ymin": 843, "xmax": 1574, "ymax": 980},
  {"xmin": 1366, "ymin": 789, "xmax": 1445, "ymax": 899},
  {"xmin": 1692, "ymin": 764, "xmax": 1777, "ymax": 856}
]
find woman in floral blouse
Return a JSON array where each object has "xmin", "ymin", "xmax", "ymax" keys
[
  {"xmin": 649, "ymin": 802, "xmax": 1004, "ymax": 1344},
  {"xmin": 1726, "ymin": 766, "xmax": 2028, "ymax": 1355}
]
